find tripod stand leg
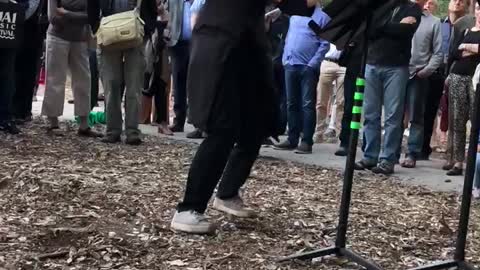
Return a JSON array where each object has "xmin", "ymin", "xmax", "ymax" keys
[{"xmin": 276, "ymin": 247, "xmax": 338, "ymax": 262}]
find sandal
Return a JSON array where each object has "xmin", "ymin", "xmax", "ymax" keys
[
  {"xmin": 158, "ymin": 123, "xmax": 174, "ymax": 136},
  {"xmin": 401, "ymin": 156, "xmax": 416, "ymax": 169}
]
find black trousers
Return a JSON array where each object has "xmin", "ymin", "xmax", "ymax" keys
[
  {"xmin": 0, "ymin": 49, "xmax": 17, "ymax": 122},
  {"xmin": 273, "ymin": 57, "xmax": 287, "ymax": 135},
  {"xmin": 89, "ymin": 49, "xmax": 99, "ymax": 110},
  {"xmin": 178, "ymin": 32, "xmax": 268, "ymax": 214},
  {"xmin": 339, "ymin": 61, "xmax": 360, "ymax": 148},
  {"xmin": 421, "ymin": 70, "xmax": 445, "ymax": 156},
  {"xmin": 13, "ymin": 16, "xmax": 44, "ymax": 119},
  {"xmin": 169, "ymin": 40, "xmax": 190, "ymax": 126}
]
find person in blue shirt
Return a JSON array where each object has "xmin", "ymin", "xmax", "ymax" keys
[
  {"xmin": 190, "ymin": 0, "xmax": 204, "ymax": 27},
  {"xmin": 166, "ymin": 0, "xmax": 194, "ymax": 135},
  {"xmin": 274, "ymin": 2, "xmax": 330, "ymax": 154}
]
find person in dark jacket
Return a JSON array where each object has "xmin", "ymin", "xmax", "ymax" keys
[
  {"xmin": 0, "ymin": 0, "xmax": 30, "ymax": 134},
  {"xmin": 170, "ymin": 0, "xmax": 314, "ymax": 234},
  {"xmin": 12, "ymin": 0, "xmax": 45, "ymax": 124},
  {"xmin": 87, "ymin": 0, "xmax": 156, "ymax": 145},
  {"xmin": 354, "ymin": 0, "xmax": 422, "ymax": 175}
]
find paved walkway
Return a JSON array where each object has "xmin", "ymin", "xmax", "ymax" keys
[{"xmin": 31, "ymin": 93, "xmax": 465, "ymax": 193}]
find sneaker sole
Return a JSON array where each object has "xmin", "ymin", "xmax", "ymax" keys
[
  {"xmin": 170, "ymin": 221, "xmax": 216, "ymax": 234},
  {"xmin": 273, "ymin": 147, "xmax": 296, "ymax": 151},
  {"xmin": 294, "ymin": 150, "xmax": 312, "ymax": 154},
  {"xmin": 212, "ymin": 200, "xmax": 255, "ymax": 218}
]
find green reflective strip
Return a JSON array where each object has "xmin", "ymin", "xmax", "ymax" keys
[
  {"xmin": 352, "ymin": 106, "xmax": 362, "ymax": 114},
  {"xmin": 350, "ymin": 122, "xmax": 361, "ymax": 130},
  {"xmin": 356, "ymin": 78, "xmax": 365, "ymax": 86},
  {"xmin": 354, "ymin": 92, "xmax": 364, "ymax": 101}
]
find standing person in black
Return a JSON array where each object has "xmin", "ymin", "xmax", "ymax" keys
[
  {"xmin": 12, "ymin": 0, "xmax": 45, "ymax": 124},
  {"xmin": 443, "ymin": 3, "xmax": 480, "ymax": 176},
  {"xmin": 0, "ymin": 0, "xmax": 29, "ymax": 134},
  {"xmin": 170, "ymin": 0, "xmax": 314, "ymax": 234},
  {"xmin": 266, "ymin": 9, "xmax": 290, "ymax": 140},
  {"xmin": 420, "ymin": 0, "xmax": 471, "ymax": 160}
]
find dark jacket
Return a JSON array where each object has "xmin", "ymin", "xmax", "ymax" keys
[
  {"xmin": 367, "ymin": 0, "xmax": 422, "ymax": 67},
  {"xmin": 87, "ymin": 0, "xmax": 156, "ymax": 38},
  {"xmin": 187, "ymin": 0, "xmax": 309, "ymax": 135}
]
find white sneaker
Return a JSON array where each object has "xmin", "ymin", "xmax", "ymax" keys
[
  {"xmin": 213, "ymin": 196, "xmax": 256, "ymax": 218},
  {"xmin": 170, "ymin": 210, "xmax": 216, "ymax": 234},
  {"xmin": 473, "ymin": 188, "xmax": 480, "ymax": 199}
]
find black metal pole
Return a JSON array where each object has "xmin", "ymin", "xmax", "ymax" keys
[
  {"xmin": 454, "ymin": 83, "xmax": 480, "ymax": 261},
  {"xmin": 335, "ymin": 13, "xmax": 371, "ymax": 248}
]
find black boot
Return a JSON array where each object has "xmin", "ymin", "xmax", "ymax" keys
[{"xmin": 0, "ymin": 120, "xmax": 21, "ymax": 134}]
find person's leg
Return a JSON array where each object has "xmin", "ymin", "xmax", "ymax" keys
[
  {"xmin": 0, "ymin": 48, "xmax": 17, "ymax": 131},
  {"xmin": 168, "ymin": 41, "xmax": 190, "ymax": 130},
  {"xmin": 334, "ymin": 67, "xmax": 346, "ymax": 132},
  {"xmin": 41, "ymin": 34, "xmax": 69, "ymax": 127},
  {"xmin": 444, "ymin": 84, "xmax": 454, "ymax": 168},
  {"xmin": 338, "ymin": 64, "xmax": 357, "ymax": 149},
  {"xmin": 177, "ymin": 128, "xmax": 236, "ymax": 213},
  {"xmin": 422, "ymin": 71, "xmax": 445, "ymax": 158},
  {"xmin": 316, "ymin": 62, "xmax": 335, "ymax": 134},
  {"xmin": 284, "ymin": 65, "xmax": 302, "ymax": 146},
  {"xmin": 300, "ymin": 66, "xmax": 319, "ymax": 147},
  {"xmin": 449, "ymin": 75, "xmax": 470, "ymax": 173},
  {"xmin": 361, "ymin": 64, "xmax": 383, "ymax": 164},
  {"xmin": 216, "ymin": 135, "xmax": 262, "ymax": 200},
  {"xmin": 406, "ymin": 76, "xmax": 428, "ymax": 159},
  {"xmin": 379, "ymin": 66, "xmax": 409, "ymax": 166},
  {"xmin": 123, "ymin": 45, "xmax": 146, "ymax": 142},
  {"xmin": 12, "ymin": 15, "xmax": 42, "ymax": 121},
  {"xmin": 69, "ymin": 41, "xmax": 94, "ymax": 132},
  {"xmin": 273, "ymin": 59, "xmax": 287, "ymax": 135},
  {"xmin": 101, "ymin": 49, "xmax": 124, "ymax": 140},
  {"xmin": 89, "ymin": 48, "xmax": 99, "ymax": 110}
]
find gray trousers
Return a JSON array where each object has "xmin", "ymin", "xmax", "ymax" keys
[
  {"xmin": 42, "ymin": 34, "xmax": 91, "ymax": 117},
  {"xmin": 100, "ymin": 46, "xmax": 145, "ymax": 137}
]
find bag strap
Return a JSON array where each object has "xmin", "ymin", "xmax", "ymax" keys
[{"xmin": 136, "ymin": 0, "xmax": 142, "ymax": 9}]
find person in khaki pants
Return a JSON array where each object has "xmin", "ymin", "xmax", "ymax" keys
[
  {"xmin": 315, "ymin": 43, "xmax": 346, "ymax": 143},
  {"xmin": 41, "ymin": 0, "xmax": 102, "ymax": 137},
  {"xmin": 88, "ymin": 0, "xmax": 157, "ymax": 145}
]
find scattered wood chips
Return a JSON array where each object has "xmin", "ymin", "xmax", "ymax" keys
[{"xmin": 0, "ymin": 119, "xmax": 479, "ymax": 269}]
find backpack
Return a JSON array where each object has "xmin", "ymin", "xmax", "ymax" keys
[{"xmin": 96, "ymin": 0, "xmax": 144, "ymax": 51}]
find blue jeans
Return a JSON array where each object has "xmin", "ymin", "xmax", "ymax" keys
[
  {"xmin": 475, "ymin": 153, "xmax": 480, "ymax": 189},
  {"xmin": 363, "ymin": 65, "xmax": 409, "ymax": 164},
  {"xmin": 284, "ymin": 64, "xmax": 318, "ymax": 145}
]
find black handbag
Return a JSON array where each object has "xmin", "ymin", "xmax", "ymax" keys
[{"xmin": 0, "ymin": 1, "xmax": 25, "ymax": 48}]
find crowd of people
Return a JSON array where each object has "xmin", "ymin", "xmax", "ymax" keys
[{"xmin": 2, "ymin": 0, "xmax": 480, "ymax": 223}]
